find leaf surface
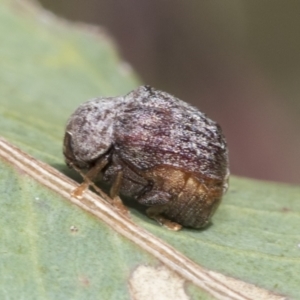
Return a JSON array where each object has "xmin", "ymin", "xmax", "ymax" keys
[{"xmin": 0, "ymin": 1, "xmax": 299, "ymax": 299}]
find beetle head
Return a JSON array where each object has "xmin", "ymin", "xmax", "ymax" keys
[{"xmin": 63, "ymin": 97, "xmax": 123, "ymax": 169}]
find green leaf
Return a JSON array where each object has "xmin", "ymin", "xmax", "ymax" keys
[{"xmin": 0, "ymin": 0, "xmax": 299, "ymax": 299}]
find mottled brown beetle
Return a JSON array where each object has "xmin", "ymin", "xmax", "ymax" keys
[{"xmin": 63, "ymin": 86, "xmax": 229, "ymax": 230}]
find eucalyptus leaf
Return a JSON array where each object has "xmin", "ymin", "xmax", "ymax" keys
[{"xmin": 0, "ymin": 0, "xmax": 299, "ymax": 299}]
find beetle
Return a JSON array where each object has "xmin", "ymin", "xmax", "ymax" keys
[{"xmin": 63, "ymin": 85, "xmax": 229, "ymax": 230}]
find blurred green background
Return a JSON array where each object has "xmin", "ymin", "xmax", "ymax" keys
[{"xmin": 39, "ymin": 0, "xmax": 300, "ymax": 185}]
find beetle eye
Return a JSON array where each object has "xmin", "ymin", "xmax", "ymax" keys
[{"xmin": 63, "ymin": 131, "xmax": 76, "ymax": 167}]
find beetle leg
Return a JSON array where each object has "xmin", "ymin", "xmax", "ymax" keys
[
  {"xmin": 71, "ymin": 156, "xmax": 109, "ymax": 198},
  {"xmin": 108, "ymin": 169, "xmax": 129, "ymax": 215},
  {"xmin": 146, "ymin": 205, "xmax": 182, "ymax": 231},
  {"xmin": 137, "ymin": 190, "xmax": 181, "ymax": 229},
  {"xmin": 109, "ymin": 169, "xmax": 123, "ymax": 198}
]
